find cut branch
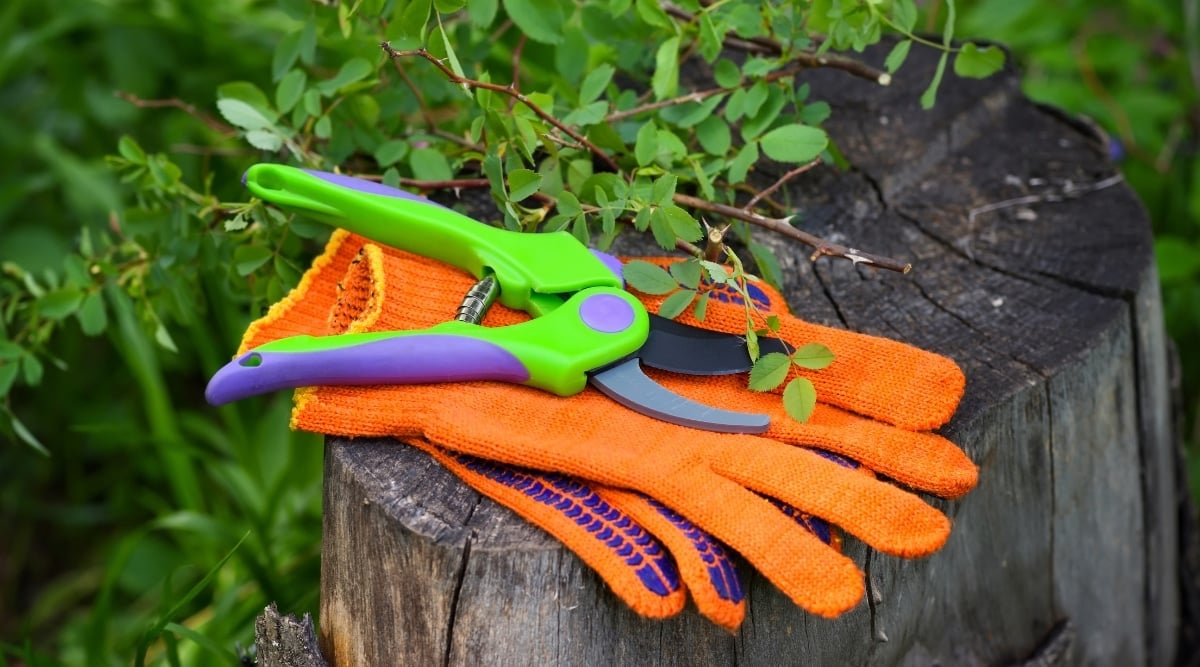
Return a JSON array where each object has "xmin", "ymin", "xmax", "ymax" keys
[
  {"xmin": 673, "ymin": 193, "xmax": 911, "ymax": 273},
  {"xmin": 381, "ymin": 43, "xmax": 622, "ymax": 173}
]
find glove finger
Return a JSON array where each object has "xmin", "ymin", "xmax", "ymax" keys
[
  {"xmin": 411, "ymin": 439, "xmax": 688, "ymax": 621},
  {"xmin": 628, "ymin": 257, "xmax": 965, "ymax": 431},
  {"xmin": 595, "ymin": 487, "xmax": 746, "ymax": 630},
  {"xmin": 707, "ymin": 439, "xmax": 952, "ymax": 559},
  {"xmin": 302, "ymin": 382, "xmax": 952, "ymax": 560},
  {"xmin": 651, "ymin": 371, "xmax": 978, "ymax": 499}
]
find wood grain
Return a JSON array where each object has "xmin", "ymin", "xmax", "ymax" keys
[{"xmin": 304, "ymin": 43, "xmax": 1179, "ymax": 665}]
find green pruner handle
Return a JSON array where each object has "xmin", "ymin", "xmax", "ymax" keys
[{"xmin": 242, "ymin": 164, "xmax": 623, "ymax": 316}]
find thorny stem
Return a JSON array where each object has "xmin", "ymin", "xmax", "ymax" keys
[
  {"xmin": 674, "ymin": 193, "xmax": 912, "ymax": 273},
  {"xmin": 381, "ymin": 43, "xmax": 623, "ymax": 173}
]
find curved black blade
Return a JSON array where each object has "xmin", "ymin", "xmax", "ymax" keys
[
  {"xmin": 589, "ymin": 359, "xmax": 769, "ymax": 434},
  {"xmin": 639, "ymin": 315, "xmax": 789, "ymax": 376}
]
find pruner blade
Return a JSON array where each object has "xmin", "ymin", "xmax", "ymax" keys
[{"xmin": 588, "ymin": 359, "xmax": 770, "ymax": 434}]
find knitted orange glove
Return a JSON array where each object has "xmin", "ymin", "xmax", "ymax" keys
[{"xmin": 243, "ymin": 230, "xmax": 976, "ymax": 619}]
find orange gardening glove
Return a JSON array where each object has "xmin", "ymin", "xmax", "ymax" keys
[
  {"xmin": 242, "ymin": 230, "xmax": 846, "ymax": 629},
  {"xmin": 241, "ymin": 230, "xmax": 977, "ymax": 619}
]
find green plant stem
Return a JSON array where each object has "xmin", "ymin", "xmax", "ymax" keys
[{"xmin": 605, "ymin": 64, "xmax": 807, "ymax": 123}]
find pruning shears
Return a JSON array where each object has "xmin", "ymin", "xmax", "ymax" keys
[{"xmin": 205, "ymin": 164, "xmax": 784, "ymax": 433}]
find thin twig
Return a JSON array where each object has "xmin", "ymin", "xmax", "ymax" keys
[
  {"xmin": 381, "ymin": 43, "xmax": 622, "ymax": 173},
  {"xmin": 115, "ymin": 91, "xmax": 237, "ymax": 136},
  {"xmin": 673, "ymin": 193, "xmax": 911, "ymax": 273},
  {"xmin": 744, "ymin": 159, "xmax": 821, "ymax": 211}
]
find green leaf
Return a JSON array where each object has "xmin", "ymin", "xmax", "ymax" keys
[
  {"xmin": 884, "ymin": 39, "xmax": 913, "ymax": 74},
  {"xmin": 658, "ymin": 290, "xmax": 696, "ymax": 319},
  {"xmin": 635, "ymin": 0, "xmax": 672, "ymax": 27},
  {"xmin": 649, "ymin": 207, "xmax": 678, "ymax": 249},
  {"xmin": 507, "ymin": 169, "xmax": 542, "ymax": 201},
  {"xmin": 76, "ymin": 292, "xmax": 107, "ymax": 336},
  {"xmin": 0, "ymin": 362, "xmax": 17, "ymax": 397},
  {"xmin": 652, "ymin": 36, "xmax": 681, "ymax": 100},
  {"xmin": 398, "ymin": 0, "xmax": 432, "ymax": 38},
  {"xmin": 759, "ymin": 124, "xmax": 828, "ymax": 163},
  {"xmin": 217, "ymin": 81, "xmax": 272, "ymax": 111},
  {"xmin": 468, "ymin": 0, "xmax": 500, "ymax": 26},
  {"xmin": 727, "ymin": 141, "xmax": 758, "ymax": 184},
  {"xmin": 317, "ymin": 57, "xmax": 373, "ymax": 95},
  {"xmin": 314, "ymin": 115, "xmax": 332, "ymax": 139},
  {"xmin": 409, "ymin": 148, "xmax": 454, "ymax": 181},
  {"xmin": 698, "ymin": 12, "xmax": 723, "ymax": 62},
  {"xmin": 234, "ymin": 245, "xmax": 273, "ymax": 277},
  {"xmin": 8, "ymin": 409, "xmax": 48, "ymax": 456},
  {"xmin": 21, "ymin": 354, "xmax": 43, "ymax": 386},
  {"xmin": 244, "ymin": 129, "xmax": 283, "ymax": 152},
  {"xmin": 635, "ymin": 121, "xmax": 658, "ymax": 167},
  {"xmin": 563, "ymin": 101, "xmax": 609, "ymax": 126},
  {"xmin": 792, "ymin": 343, "xmax": 835, "ymax": 369},
  {"xmin": 0, "ymin": 342, "xmax": 23, "ymax": 361},
  {"xmin": 668, "ymin": 259, "xmax": 702, "ymax": 290},
  {"xmin": 215, "ymin": 99, "xmax": 274, "ymax": 132},
  {"xmin": 953, "ymin": 43, "xmax": 1005, "ymax": 79},
  {"xmin": 651, "ymin": 173, "xmax": 677, "ymax": 205},
  {"xmin": 799, "ymin": 101, "xmax": 832, "ymax": 125},
  {"xmin": 581, "ymin": 65, "xmax": 615, "ymax": 104},
  {"xmin": 714, "ymin": 60, "xmax": 741, "ymax": 88},
  {"xmin": 893, "ymin": 0, "xmax": 918, "ymax": 32},
  {"xmin": 695, "ymin": 116, "xmax": 731, "ymax": 155},
  {"xmin": 748, "ymin": 352, "xmax": 792, "ymax": 391},
  {"xmin": 748, "ymin": 241, "xmax": 783, "ymax": 289},
  {"xmin": 740, "ymin": 86, "xmax": 787, "ymax": 140},
  {"xmin": 435, "ymin": 18, "xmax": 469, "ymax": 92},
  {"xmin": 921, "ymin": 51, "xmax": 949, "ymax": 109},
  {"xmin": 623, "ymin": 260, "xmax": 678, "ymax": 295},
  {"xmin": 374, "ymin": 139, "xmax": 409, "ymax": 167},
  {"xmin": 435, "ymin": 0, "xmax": 467, "ymax": 10},
  {"xmin": 275, "ymin": 69, "xmax": 307, "ymax": 113},
  {"xmin": 662, "ymin": 205, "xmax": 702, "ymax": 242},
  {"xmin": 38, "ymin": 288, "xmax": 84, "ymax": 319},
  {"xmin": 272, "ymin": 31, "xmax": 304, "ymax": 81},
  {"xmin": 154, "ymin": 320, "xmax": 178, "ymax": 353},
  {"xmin": 556, "ymin": 191, "xmax": 582, "ymax": 217},
  {"xmin": 502, "ymin": 0, "xmax": 566, "ymax": 44},
  {"xmin": 693, "ymin": 292, "xmax": 710, "ymax": 320},
  {"xmin": 782, "ymin": 376, "xmax": 817, "ymax": 422},
  {"xmin": 117, "ymin": 136, "xmax": 146, "ymax": 164}
]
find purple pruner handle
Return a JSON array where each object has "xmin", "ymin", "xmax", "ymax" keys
[{"xmin": 205, "ymin": 334, "xmax": 530, "ymax": 405}]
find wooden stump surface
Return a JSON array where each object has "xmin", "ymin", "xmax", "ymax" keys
[{"xmin": 315, "ymin": 44, "xmax": 1180, "ymax": 666}]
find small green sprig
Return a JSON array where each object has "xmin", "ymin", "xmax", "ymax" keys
[{"xmin": 624, "ymin": 257, "xmax": 834, "ymax": 423}]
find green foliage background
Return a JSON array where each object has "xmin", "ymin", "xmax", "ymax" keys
[{"xmin": 0, "ymin": 0, "xmax": 1192, "ymax": 663}]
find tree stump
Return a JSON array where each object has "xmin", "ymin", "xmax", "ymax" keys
[{"xmin": 314, "ymin": 45, "xmax": 1181, "ymax": 665}]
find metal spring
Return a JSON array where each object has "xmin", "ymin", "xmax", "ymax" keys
[{"xmin": 454, "ymin": 275, "xmax": 499, "ymax": 324}]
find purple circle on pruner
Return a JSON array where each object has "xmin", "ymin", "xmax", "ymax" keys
[
  {"xmin": 579, "ymin": 294, "xmax": 635, "ymax": 333},
  {"xmin": 302, "ymin": 169, "xmax": 450, "ymax": 210}
]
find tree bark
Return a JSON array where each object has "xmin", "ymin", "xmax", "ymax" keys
[{"xmin": 313, "ymin": 43, "xmax": 1181, "ymax": 665}]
